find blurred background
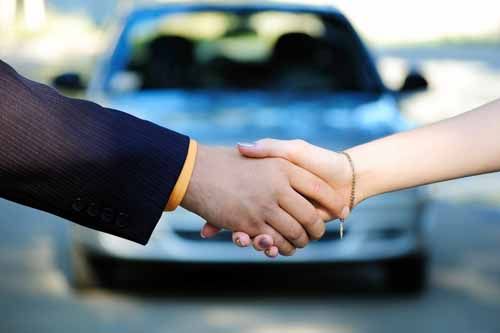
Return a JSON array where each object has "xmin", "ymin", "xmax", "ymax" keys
[{"xmin": 1, "ymin": 1, "xmax": 500, "ymax": 332}]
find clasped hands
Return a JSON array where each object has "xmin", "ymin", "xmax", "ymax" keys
[{"xmin": 181, "ymin": 139, "xmax": 355, "ymax": 258}]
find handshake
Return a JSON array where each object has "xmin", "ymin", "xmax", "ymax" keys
[{"xmin": 181, "ymin": 138, "xmax": 357, "ymax": 258}]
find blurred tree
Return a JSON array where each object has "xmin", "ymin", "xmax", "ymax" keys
[
  {"xmin": 23, "ymin": 0, "xmax": 47, "ymax": 32},
  {"xmin": 0, "ymin": 0, "xmax": 46, "ymax": 32},
  {"xmin": 0, "ymin": 0, "xmax": 17, "ymax": 32}
]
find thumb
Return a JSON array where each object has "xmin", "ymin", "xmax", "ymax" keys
[
  {"xmin": 201, "ymin": 222, "xmax": 222, "ymax": 239},
  {"xmin": 239, "ymin": 139, "xmax": 334, "ymax": 181},
  {"xmin": 237, "ymin": 139, "xmax": 288, "ymax": 159}
]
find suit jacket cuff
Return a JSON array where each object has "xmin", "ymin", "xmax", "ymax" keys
[{"xmin": 165, "ymin": 139, "xmax": 198, "ymax": 211}]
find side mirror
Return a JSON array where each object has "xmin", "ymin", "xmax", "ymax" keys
[
  {"xmin": 400, "ymin": 69, "xmax": 428, "ymax": 93},
  {"xmin": 109, "ymin": 71, "xmax": 141, "ymax": 94},
  {"xmin": 52, "ymin": 72, "xmax": 86, "ymax": 92}
]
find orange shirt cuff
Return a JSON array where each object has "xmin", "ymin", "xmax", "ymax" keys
[{"xmin": 165, "ymin": 139, "xmax": 198, "ymax": 212}]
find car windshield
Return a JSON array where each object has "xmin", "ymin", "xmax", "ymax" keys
[{"xmin": 116, "ymin": 10, "xmax": 373, "ymax": 93}]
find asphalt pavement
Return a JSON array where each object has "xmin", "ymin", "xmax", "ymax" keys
[{"xmin": 1, "ymin": 200, "xmax": 500, "ymax": 333}]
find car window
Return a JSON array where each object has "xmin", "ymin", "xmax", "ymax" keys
[{"xmin": 118, "ymin": 11, "xmax": 369, "ymax": 92}]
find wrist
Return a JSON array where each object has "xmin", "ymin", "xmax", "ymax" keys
[{"xmin": 180, "ymin": 144, "xmax": 211, "ymax": 215}]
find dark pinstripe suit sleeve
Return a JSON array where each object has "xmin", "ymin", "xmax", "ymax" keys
[{"xmin": 0, "ymin": 60, "xmax": 190, "ymax": 245}]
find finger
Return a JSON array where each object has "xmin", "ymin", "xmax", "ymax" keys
[
  {"xmin": 257, "ymin": 224, "xmax": 296, "ymax": 256},
  {"xmin": 315, "ymin": 205, "xmax": 334, "ymax": 222},
  {"xmin": 232, "ymin": 232, "xmax": 251, "ymax": 247},
  {"xmin": 238, "ymin": 139, "xmax": 337, "ymax": 179},
  {"xmin": 279, "ymin": 189, "xmax": 325, "ymax": 240},
  {"xmin": 288, "ymin": 163, "xmax": 345, "ymax": 219},
  {"xmin": 201, "ymin": 223, "xmax": 222, "ymax": 238},
  {"xmin": 265, "ymin": 246, "xmax": 279, "ymax": 258},
  {"xmin": 265, "ymin": 207, "xmax": 309, "ymax": 248},
  {"xmin": 252, "ymin": 235, "xmax": 278, "ymax": 254},
  {"xmin": 252, "ymin": 234, "xmax": 274, "ymax": 251}
]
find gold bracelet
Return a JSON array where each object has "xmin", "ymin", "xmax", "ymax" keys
[
  {"xmin": 338, "ymin": 151, "xmax": 356, "ymax": 239},
  {"xmin": 340, "ymin": 151, "xmax": 356, "ymax": 211}
]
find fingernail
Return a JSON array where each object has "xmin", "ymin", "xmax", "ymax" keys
[
  {"xmin": 237, "ymin": 142, "xmax": 256, "ymax": 148},
  {"xmin": 200, "ymin": 231, "xmax": 206, "ymax": 239},
  {"xmin": 235, "ymin": 237, "xmax": 242, "ymax": 246},
  {"xmin": 259, "ymin": 238, "xmax": 272, "ymax": 249},
  {"xmin": 341, "ymin": 206, "xmax": 350, "ymax": 220}
]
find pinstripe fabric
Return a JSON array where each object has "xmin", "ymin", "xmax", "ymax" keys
[{"xmin": 0, "ymin": 60, "xmax": 189, "ymax": 245}]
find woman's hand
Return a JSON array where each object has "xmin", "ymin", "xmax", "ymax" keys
[
  {"xmin": 204, "ymin": 99, "xmax": 500, "ymax": 257},
  {"xmin": 200, "ymin": 139, "xmax": 355, "ymax": 257}
]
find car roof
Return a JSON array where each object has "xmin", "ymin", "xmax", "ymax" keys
[
  {"xmin": 98, "ymin": 1, "xmax": 386, "ymax": 94},
  {"xmin": 126, "ymin": 1, "xmax": 343, "ymax": 19},
  {"xmin": 134, "ymin": 0, "xmax": 340, "ymax": 10}
]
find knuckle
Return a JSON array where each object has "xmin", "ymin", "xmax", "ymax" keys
[
  {"xmin": 273, "ymin": 158, "xmax": 289, "ymax": 173},
  {"xmin": 318, "ymin": 225, "xmax": 326, "ymax": 238},
  {"xmin": 288, "ymin": 227, "xmax": 304, "ymax": 242},
  {"xmin": 292, "ymin": 139, "xmax": 307, "ymax": 147},
  {"xmin": 274, "ymin": 183, "xmax": 290, "ymax": 198},
  {"xmin": 260, "ymin": 202, "xmax": 276, "ymax": 218},
  {"xmin": 267, "ymin": 169, "xmax": 290, "ymax": 195},
  {"xmin": 273, "ymin": 238, "xmax": 289, "ymax": 255},
  {"xmin": 295, "ymin": 236, "xmax": 309, "ymax": 249},
  {"xmin": 259, "ymin": 138, "xmax": 272, "ymax": 145},
  {"xmin": 280, "ymin": 246, "xmax": 297, "ymax": 256},
  {"xmin": 310, "ymin": 224, "xmax": 326, "ymax": 241},
  {"xmin": 303, "ymin": 210, "xmax": 320, "ymax": 227},
  {"xmin": 264, "ymin": 158, "xmax": 286, "ymax": 179},
  {"xmin": 273, "ymin": 237, "xmax": 285, "ymax": 248},
  {"xmin": 290, "ymin": 139, "xmax": 308, "ymax": 156},
  {"xmin": 247, "ymin": 216, "xmax": 264, "ymax": 235},
  {"xmin": 274, "ymin": 237, "xmax": 295, "ymax": 256}
]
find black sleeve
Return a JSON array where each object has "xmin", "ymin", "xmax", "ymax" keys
[{"xmin": 0, "ymin": 59, "xmax": 190, "ymax": 245}]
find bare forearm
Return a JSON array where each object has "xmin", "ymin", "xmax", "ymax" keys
[{"xmin": 347, "ymin": 99, "xmax": 500, "ymax": 204}]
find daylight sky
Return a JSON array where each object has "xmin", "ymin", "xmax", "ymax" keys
[{"xmin": 332, "ymin": 0, "xmax": 500, "ymax": 43}]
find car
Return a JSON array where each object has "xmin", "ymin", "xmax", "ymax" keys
[{"xmin": 53, "ymin": 1, "xmax": 430, "ymax": 293}]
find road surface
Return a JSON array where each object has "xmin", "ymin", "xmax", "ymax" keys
[{"xmin": 1, "ymin": 200, "xmax": 500, "ymax": 333}]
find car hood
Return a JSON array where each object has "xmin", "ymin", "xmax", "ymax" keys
[{"xmin": 104, "ymin": 91, "xmax": 409, "ymax": 150}]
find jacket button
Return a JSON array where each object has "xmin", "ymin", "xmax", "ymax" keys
[
  {"xmin": 72, "ymin": 198, "xmax": 86, "ymax": 212},
  {"xmin": 100, "ymin": 208, "xmax": 115, "ymax": 224},
  {"xmin": 115, "ymin": 212, "xmax": 129, "ymax": 228},
  {"xmin": 86, "ymin": 203, "xmax": 99, "ymax": 217}
]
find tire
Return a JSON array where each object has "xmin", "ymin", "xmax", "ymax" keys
[
  {"xmin": 69, "ymin": 244, "xmax": 100, "ymax": 290},
  {"xmin": 383, "ymin": 253, "xmax": 428, "ymax": 294},
  {"xmin": 63, "ymin": 244, "xmax": 120, "ymax": 290},
  {"xmin": 53, "ymin": 232, "xmax": 100, "ymax": 290}
]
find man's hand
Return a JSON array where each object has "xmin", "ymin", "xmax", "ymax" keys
[
  {"xmin": 181, "ymin": 144, "xmax": 345, "ymax": 256},
  {"xmin": 201, "ymin": 139, "xmax": 353, "ymax": 257}
]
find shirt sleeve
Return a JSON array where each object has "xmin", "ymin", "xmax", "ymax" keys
[{"xmin": 165, "ymin": 139, "xmax": 198, "ymax": 211}]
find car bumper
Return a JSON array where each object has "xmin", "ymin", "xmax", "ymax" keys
[{"xmin": 77, "ymin": 230, "xmax": 423, "ymax": 264}]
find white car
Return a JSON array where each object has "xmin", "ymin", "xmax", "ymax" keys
[{"xmin": 52, "ymin": 2, "xmax": 430, "ymax": 293}]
